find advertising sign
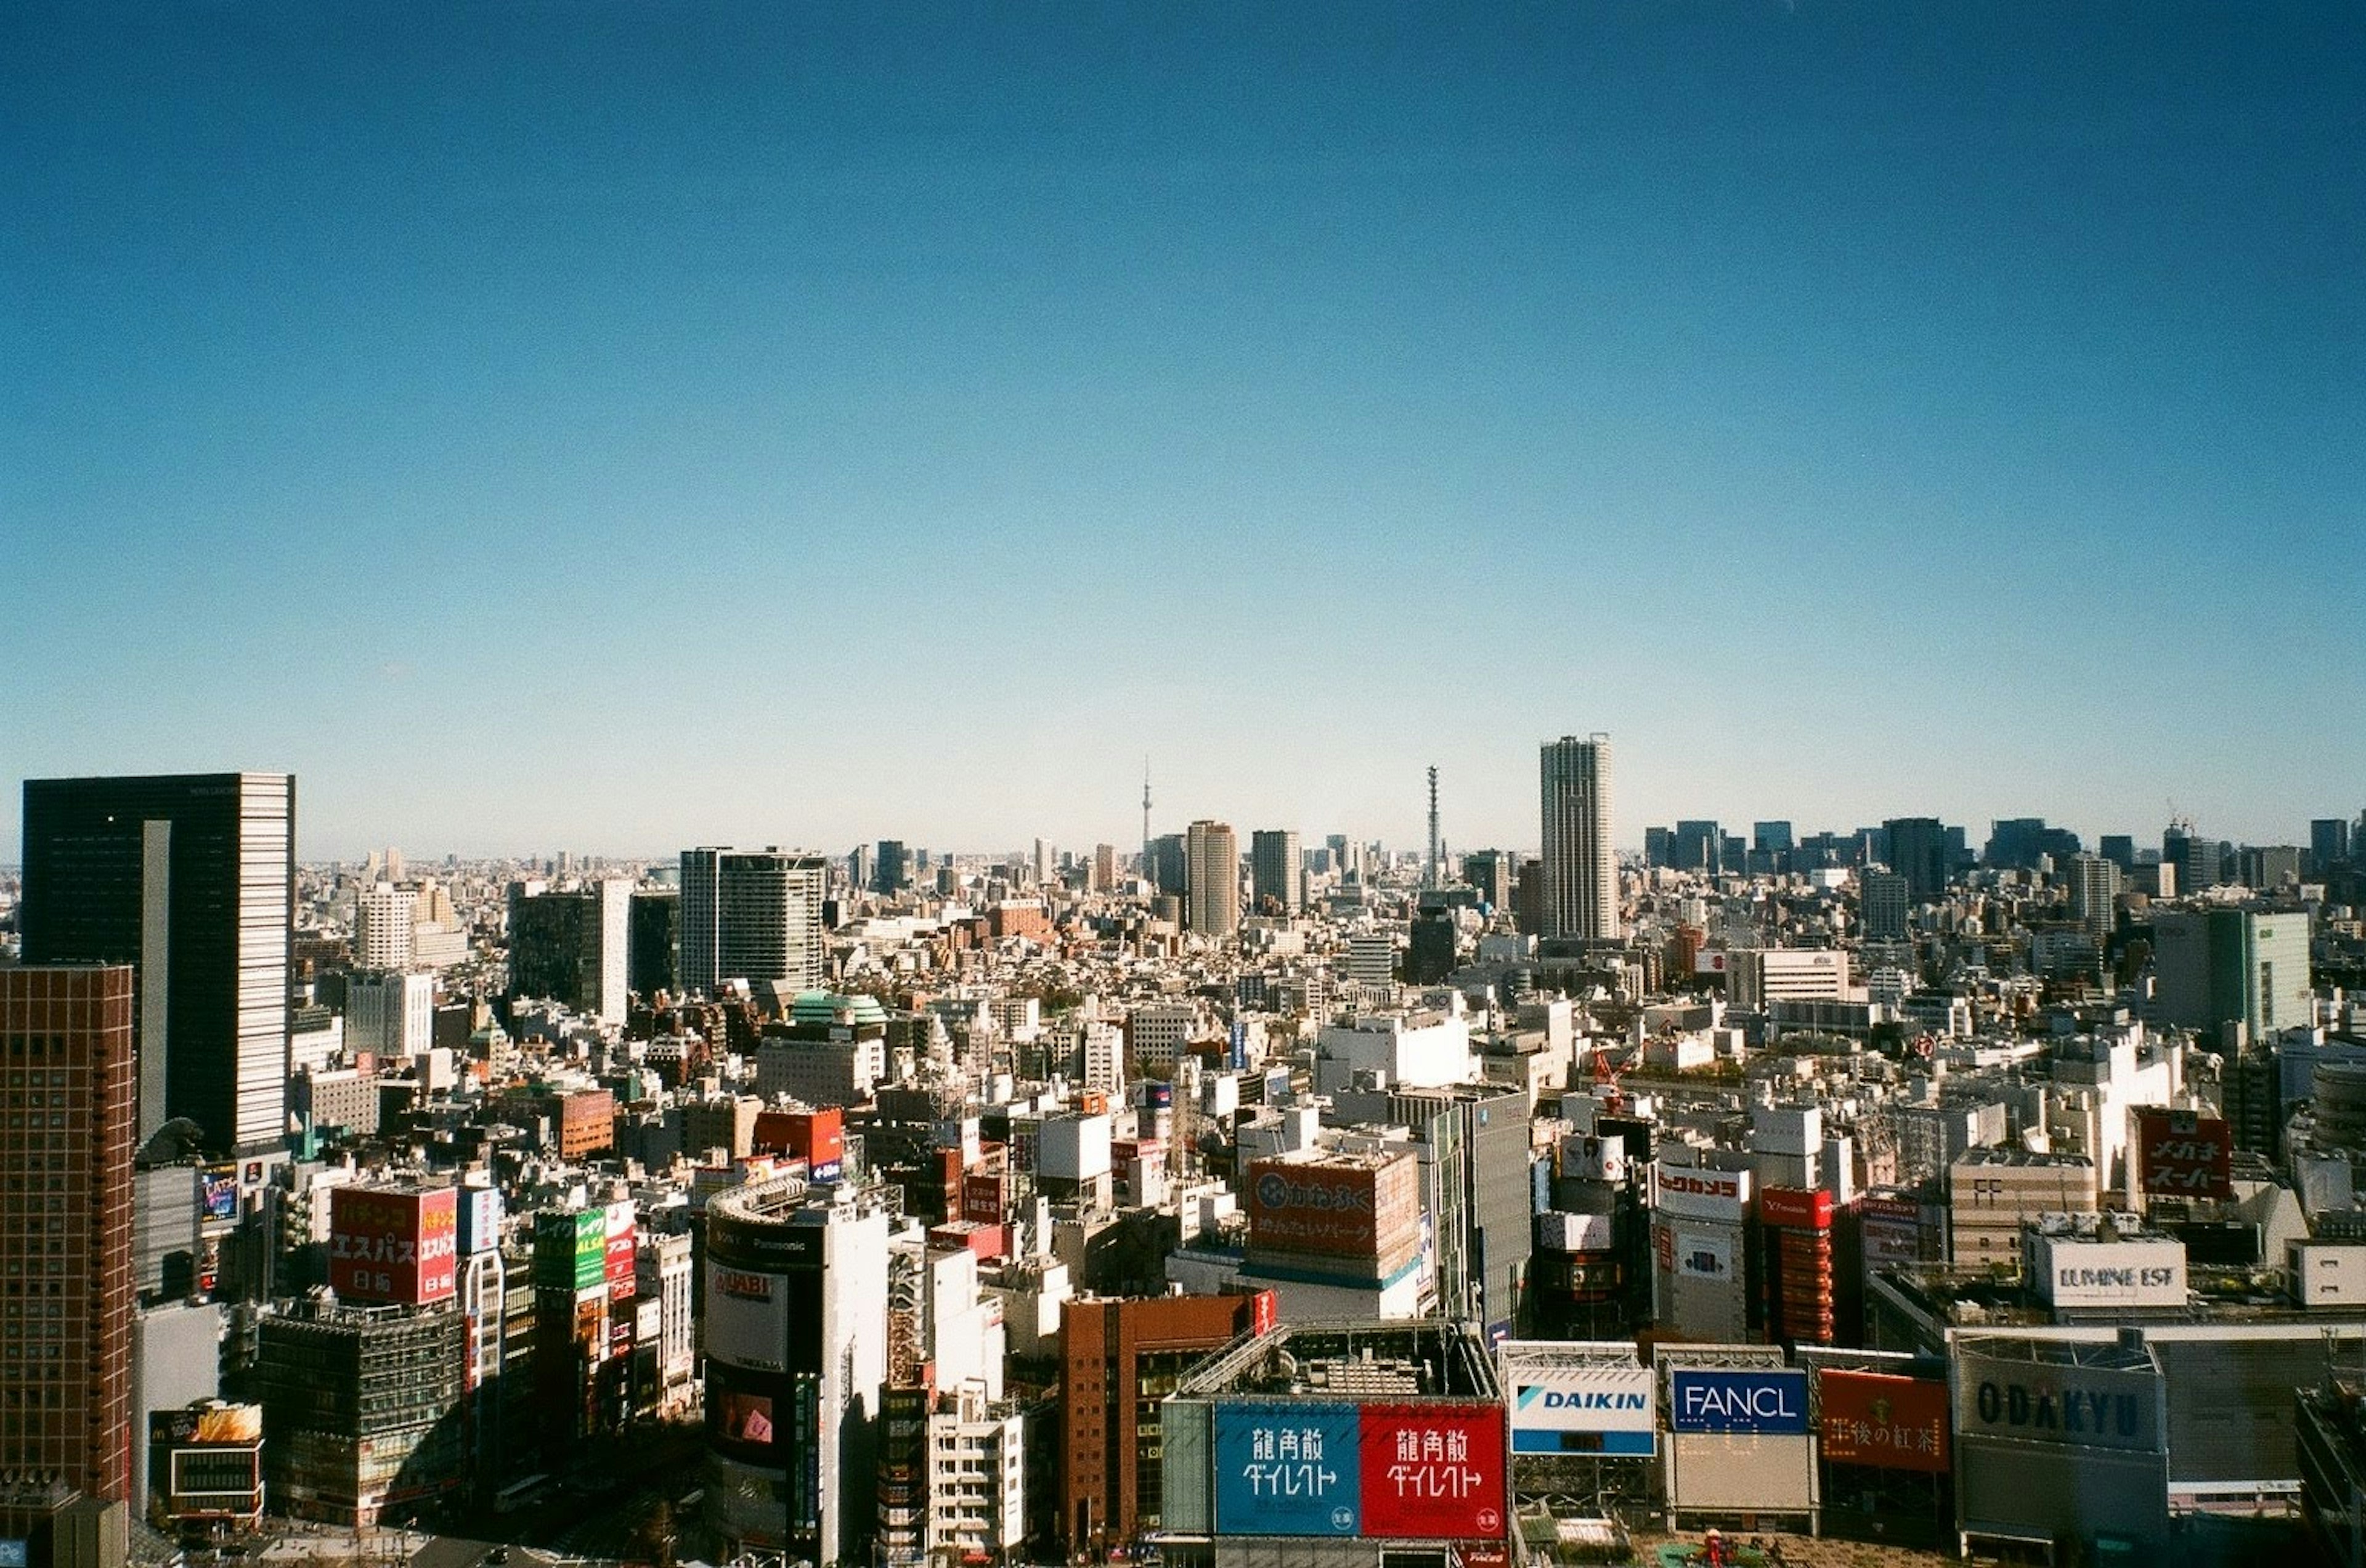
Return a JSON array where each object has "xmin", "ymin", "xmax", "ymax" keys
[
  {"xmin": 1247, "ymin": 1159, "xmax": 1388, "ymax": 1259},
  {"xmin": 1360, "ymin": 1404, "xmax": 1507, "ymax": 1540},
  {"xmin": 1818, "ymin": 1371, "xmax": 1949, "ymax": 1472},
  {"xmin": 0, "ymin": 1542, "xmax": 27, "ymax": 1568},
  {"xmin": 2028, "ymin": 1236, "xmax": 2186, "ymax": 1309},
  {"xmin": 329, "ymin": 1186, "xmax": 459, "ymax": 1305},
  {"xmin": 1654, "ymin": 1161, "xmax": 1750, "ymax": 1222},
  {"xmin": 1510, "ymin": 1365, "xmax": 1656, "ymax": 1455},
  {"xmin": 604, "ymin": 1200, "xmax": 638, "ymax": 1302},
  {"xmin": 1760, "ymin": 1187, "xmax": 1832, "ymax": 1230},
  {"xmin": 2136, "ymin": 1109, "xmax": 2233, "ymax": 1200},
  {"xmin": 1213, "ymin": 1402, "xmax": 1362, "ymax": 1536},
  {"xmin": 1559, "ymin": 1134, "xmax": 1627, "ymax": 1184},
  {"xmin": 1673, "ymin": 1230, "xmax": 1733, "ymax": 1280},
  {"xmin": 201, "ymin": 1166, "xmax": 240, "ymax": 1224},
  {"xmin": 1955, "ymin": 1344, "xmax": 2162, "ymax": 1453},
  {"xmin": 1669, "ymin": 1369, "xmax": 1810, "ymax": 1434},
  {"xmin": 458, "ymin": 1187, "xmax": 503, "ymax": 1256}
]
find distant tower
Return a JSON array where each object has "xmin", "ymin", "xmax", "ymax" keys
[
  {"xmin": 1540, "ymin": 736, "xmax": 1618, "ymax": 941},
  {"xmin": 1426, "ymin": 766, "xmax": 1442, "ymax": 890},
  {"xmin": 1141, "ymin": 758, "xmax": 1153, "ymax": 879}
]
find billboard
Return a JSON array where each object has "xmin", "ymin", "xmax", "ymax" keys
[
  {"xmin": 604, "ymin": 1200, "xmax": 638, "ymax": 1302},
  {"xmin": 706, "ymin": 1261, "xmax": 790, "ymax": 1370},
  {"xmin": 1955, "ymin": 1344, "xmax": 2163, "ymax": 1453},
  {"xmin": 1214, "ymin": 1402, "xmax": 1362, "ymax": 1536},
  {"xmin": 1246, "ymin": 1156, "xmax": 1413, "ymax": 1261},
  {"xmin": 457, "ymin": 1186, "xmax": 503, "ymax": 1256},
  {"xmin": 329, "ymin": 1185, "xmax": 458, "ymax": 1305},
  {"xmin": 150, "ymin": 1405, "xmax": 264, "ymax": 1445},
  {"xmin": 1360, "ymin": 1404, "xmax": 1508, "ymax": 1540},
  {"xmin": 1760, "ymin": 1187, "xmax": 1832, "ymax": 1230},
  {"xmin": 201, "ymin": 1166, "xmax": 240, "ymax": 1224},
  {"xmin": 1671, "ymin": 1229, "xmax": 1734, "ymax": 1281},
  {"xmin": 1669, "ymin": 1369, "xmax": 1810, "ymax": 1434},
  {"xmin": 2028, "ymin": 1235, "xmax": 2186, "ymax": 1309},
  {"xmin": 1509, "ymin": 1365, "xmax": 1655, "ymax": 1456},
  {"xmin": 2136, "ymin": 1109, "xmax": 2233, "ymax": 1200},
  {"xmin": 1654, "ymin": 1161, "xmax": 1750, "ymax": 1222},
  {"xmin": 535, "ymin": 1208, "xmax": 606, "ymax": 1291},
  {"xmin": 1818, "ymin": 1371, "xmax": 1949, "ymax": 1472}
]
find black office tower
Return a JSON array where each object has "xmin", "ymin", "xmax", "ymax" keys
[{"xmin": 20, "ymin": 773, "xmax": 295, "ymax": 1155}]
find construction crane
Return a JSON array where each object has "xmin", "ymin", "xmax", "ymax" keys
[{"xmin": 1592, "ymin": 1047, "xmax": 1627, "ymax": 1116}]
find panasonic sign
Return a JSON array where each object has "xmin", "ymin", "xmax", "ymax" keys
[
  {"xmin": 1669, "ymin": 1369, "xmax": 1810, "ymax": 1434},
  {"xmin": 1510, "ymin": 1365, "xmax": 1656, "ymax": 1455}
]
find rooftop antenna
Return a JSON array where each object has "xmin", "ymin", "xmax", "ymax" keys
[{"xmin": 1426, "ymin": 765, "xmax": 1442, "ymax": 890}]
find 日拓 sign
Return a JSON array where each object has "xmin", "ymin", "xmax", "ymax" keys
[{"xmin": 1669, "ymin": 1369, "xmax": 1810, "ymax": 1434}]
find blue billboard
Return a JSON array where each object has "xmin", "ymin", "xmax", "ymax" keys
[
  {"xmin": 1213, "ymin": 1402, "xmax": 1361, "ymax": 1536},
  {"xmin": 1669, "ymin": 1369, "xmax": 1810, "ymax": 1434}
]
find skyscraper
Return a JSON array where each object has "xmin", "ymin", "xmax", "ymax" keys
[
  {"xmin": 0, "ymin": 965, "xmax": 136, "ymax": 1507},
  {"xmin": 1539, "ymin": 736, "xmax": 1617, "ymax": 941},
  {"xmin": 20, "ymin": 773, "xmax": 294, "ymax": 1153},
  {"xmin": 1881, "ymin": 816, "xmax": 1949, "ymax": 904},
  {"xmin": 1248, "ymin": 829, "xmax": 1303, "ymax": 914},
  {"xmin": 679, "ymin": 848, "xmax": 830, "ymax": 997},
  {"xmin": 1861, "ymin": 869, "xmax": 1910, "ymax": 941},
  {"xmin": 1184, "ymin": 820, "xmax": 1239, "ymax": 937},
  {"xmin": 2312, "ymin": 818, "xmax": 2352, "ymax": 876},
  {"xmin": 2065, "ymin": 853, "xmax": 2120, "ymax": 940},
  {"xmin": 506, "ymin": 878, "xmax": 632, "ymax": 1023}
]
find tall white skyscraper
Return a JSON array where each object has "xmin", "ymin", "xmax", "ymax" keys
[
  {"xmin": 354, "ymin": 880, "xmax": 417, "ymax": 971},
  {"xmin": 1540, "ymin": 735, "xmax": 1617, "ymax": 941},
  {"xmin": 679, "ymin": 847, "xmax": 829, "ymax": 996},
  {"xmin": 1185, "ymin": 820, "xmax": 1240, "ymax": 938}
]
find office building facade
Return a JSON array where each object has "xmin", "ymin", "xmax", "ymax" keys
[
  {"xmin": 1540, "ymin": 736, "xmax": 1617, "ymax": 941},
  {"xmin": 0, "ymin": 966, "xmax": 137, "ymax": 1509},
  {"xmin": 1247, "ymin": 829, "xmax": 1302, "ymax": 914},
  {"xmin": 1184, "ymin": 821, "xmax": 1239, "ymax": 938},
  {"xmin": 20, "ymin": 773, "xmax": 294, "ymax": 1152},
  {"xmin": 679, "ymin": 848, "xmax": 829, "ymax": 997}
]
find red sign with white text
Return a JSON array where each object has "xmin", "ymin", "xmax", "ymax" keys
[
  {"xmin": 1359, "ymin": 1404, "xmax": 1508, "ymax": 1540},
  {"xmin": 2137, "ymin": 1108, "xmax": 2233, "ymax": 1200}
]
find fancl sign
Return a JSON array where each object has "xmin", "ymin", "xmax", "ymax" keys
[{"xmin": 1669, "ymin": 1369, "xmax": 1810, "ymax": 1434}]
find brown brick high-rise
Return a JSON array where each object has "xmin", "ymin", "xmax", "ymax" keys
[
  {"xmin": 0, "ymin": 965, "xmax": 136, "ymax": 1506},
  {"xmin": 1059, "ymin": 1291, "xmax": 1270, "ymax": 1558}
]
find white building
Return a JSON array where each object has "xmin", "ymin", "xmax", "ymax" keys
[
  {"xmin": 1126, "ymin": 1001, "xmax": 1200, "ymax": 1074},
  {"xmin": 1730, "ymin": 948, "xmax": 1851, "ymax": 1011},
  {"xmin": 354, "ymin": 881, "xmax": 416, "ymax": 971},
  {"xmin": 926, "ymin": 1381, "xmax": 1026, "ymax": 1563},
  {"xmin": 1315, "ymin": 1010, "xmax": 1474, "ymax": 1092},
  {"xmin": 344, "ymin": 969, "xmax": 434, "ymax": 1060},
  {"xmin": 1079, "ymin": 1020, "xmax": 1126, "ymax": 1095}
]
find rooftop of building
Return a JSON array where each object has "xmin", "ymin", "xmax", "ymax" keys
[{"xmin": 1174, "ymin": 1318, "xmax": 1500, "ymax": 1402}]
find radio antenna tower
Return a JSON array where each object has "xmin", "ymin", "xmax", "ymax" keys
[
  {"xmin": 1426, "ymin": 765, "xmax": 1441, "ymax": 890},
  {"xmin": 1141, "ymin": 758, "xmax": 1153, "ymax": 877}
]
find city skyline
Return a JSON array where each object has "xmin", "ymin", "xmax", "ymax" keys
[{"xmin": 8, "ymin": 4, "xmax": 2362, "ymax": 858}]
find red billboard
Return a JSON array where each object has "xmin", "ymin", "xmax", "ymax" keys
[
  {"xmin": 2137, "ymin": 1108, "xmax": 2233, "ymax": 1200},
  {"xmin": 330, "ymin": 1186, "xmax": 458, "ymax": 1305},
  {"xmin": 604, "ymin": 1200, "xmax": 638, "ymax": 1302},
  {"xmin": 1359, "ymin": 1404, "xmax": 1508, "ymax": 1540},
  {"xmin": 1760, "ymin": 1187, "xmax": 1832, "ymax": 1230},
  {"xmin": 1816, "ymin": 1371, "xmax": 1949, "ymax": 1473},
  {"xmin": 1247, "ymin": 1156, "xmax": 1415, "ymax": 1261}
]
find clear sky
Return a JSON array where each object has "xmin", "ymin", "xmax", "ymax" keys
[{"xmin": 5, "ymin": 2, "xmax": 2360, "ymax": 862}]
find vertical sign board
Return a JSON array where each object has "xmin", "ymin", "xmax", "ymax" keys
[
  {"xmin": 571, "ymin": 1208, "xmax": 606, "ymax": 1291},
  {"xmin": 1360, "ymin": 1404, "xmax": 1508, "ymax": 1540},
  {"xmin": 604, "ymin": 1200, "xmax": 638, "ymax": 1303},
  {"xmin": 1213, "ymin": 1402, "xmax": 1362, "ymax": 1536},
  {"xmin": 2136, "ymin": 1109, "xmax": 2233, "ymax": 1201},
  {"xmin": 329, "ymin": 1186, "xmax": 458, "ymax": 1305},
  {"xmin": 1669, "ymin": 1370, "xmax": 1811, "ymax": 1434},
  {"xmin": 1816, "ymin": 1371, "xmax": 1950, "ymax": 1472},
  {"xmin": 1510, "ymin": 1365, "xmax": 1656, "ymax": 1455}
]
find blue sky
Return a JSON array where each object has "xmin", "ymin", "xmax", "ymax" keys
[{"xmin": 5, "ymin": 2, "xmax": 2360, "ymax": 860}]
